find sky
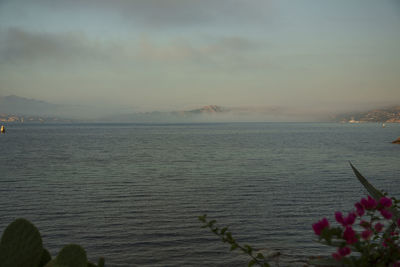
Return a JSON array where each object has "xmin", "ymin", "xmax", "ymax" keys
[{"xmin": 0, "ymin": 0, "xmax": 399, "ymax": 114}]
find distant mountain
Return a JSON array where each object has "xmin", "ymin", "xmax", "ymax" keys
[
  {"xmin": 173, "ymin": 105, "xmax": 228, "ymax": 116},
  {"xmin": 103, "ymin": 105, "xmax": 314, "ymax": 122},
  {"xmin": 333, "ymin": 106, "xmax": 400, "ymax": 123},
  {"xmin": 0, "ymin": 95, "xmax": 59, "ymax": 116},
  {"xmin": 186, "ymin": 105, "xmax": 227, "ymax": 114},
  {"xmin": 0, "ymin": 95, "xmax": 126, "ymax": 120}
]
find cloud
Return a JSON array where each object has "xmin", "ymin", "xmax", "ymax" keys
[
  {"xmin": 136, "ymin": 35, "xmax": 260, "ymax": 63},
  {"xmin": 0, "ymin": 0, "xmax": 272, "ymax": 29},
  {"xmin": 0, "ymin": 27, "xmax": 264, "ymax": 71},
  {"xmin": 0, "ymin": 28, "xmax": 110, "ymax": 65}
]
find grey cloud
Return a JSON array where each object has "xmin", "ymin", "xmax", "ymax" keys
[
  {"xmin": 0, "ymin": 27, "xmax": 265, "ymax": 71},
  {"xmin": 0, "ymin": 28, "xmax": 115, "ymax": 65},
  {"xmin": 136, "ymin": 35, "xmax": 260, "ymax": 62},
  {"xmin": 2, "ymin": 0, "xmax": 272, "ymax": 28}
]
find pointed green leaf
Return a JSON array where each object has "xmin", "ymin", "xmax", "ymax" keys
[
  {"xmin": 230, "ymin": 244, "xmax": 238, "ymax": 251},
  {"xmin": 350, "ymin": 162, "xmax": 400, "ymax": 235},
  {"xmin": 220, "ymin": 227, "xmax": 228, "ymax": 235},
  {"xmin": 349, "ymin": 162, "xmax": 383, "ymax": 200},
  {"xmin": 256, "ymin": 252, "xmax": 265, "ymax": 259},
  {"xmin": 244, "ymin": 244, "xmax": 252, "ymax": 254}
]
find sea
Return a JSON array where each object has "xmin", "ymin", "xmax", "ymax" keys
[{"xmin": 0, "ymin": 122, "xmax": 399, "ymax": 266}]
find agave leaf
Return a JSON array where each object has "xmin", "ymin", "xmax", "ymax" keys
[
  {"xmin": 350, "ymin": 163, "xmax": 400, "ymax": 236},
  {"xmin": 349, "ymin": 162, "xmax": 383, "ymax": 200}
]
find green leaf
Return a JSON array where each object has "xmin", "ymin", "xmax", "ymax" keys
[
  {"xmin": 0, "ymin": 218, "xmax": 44, "ymax": 267},
  {"xmin": 248, "ymin": 259, "xmax": 256, "ymax": 267},
  {"xmin": 230, "ymin": 244, "xmax": 238, "ymax": 251},
  {"xmin": 226, "ymin": 232, "xmax": 233, "ymax": 241},
  {"xmin": 208, "ymin": 220, "xmax": 217, "ymax": 227},
  {"xmin": 244, "ymin": 245, "xmax": 252, "ymax": 254},
  {"xmin": 350, "ymin": 162, "xmax": 383, "ymax": 200},
  {"xmin": 220, "ymin": 227, "xmax": 228, "ymax": 235},
  {"xmin": 256, "ymin": 253, "xmax": 265, "ymax": 259},
  {"xmin": 350, "ymin": 162, "xmax": 400, "ymax": 235}
]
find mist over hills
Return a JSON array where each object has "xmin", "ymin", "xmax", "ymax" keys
[
  {"xmin": 1, "ymin": 95, "xmax": 399, "ymax": 123},
  {"xmin": 0, "ymin": 95, "xmax": 129, "ymax": 120},
  {"xmin": 0, "ymin": 95, "xmax": 58, "ymax": 116},
  {"xmin": 0, "ymin": 95, "xmax": 317, "ymax": 122}
]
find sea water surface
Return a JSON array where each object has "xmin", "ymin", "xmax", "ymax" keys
[{"xmin": 0, "ymin": 122, "xmax": 399, "ymax": 266}]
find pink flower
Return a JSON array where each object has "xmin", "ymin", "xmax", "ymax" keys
[
  {"xmin": 335, "ymin": 212, "xmax": 344, "ymax": 225},
  {"xmin": 332, "ymin": 252, "xmax": 341, "ymax": 261},
  {"xmin": 312, "ymin": 218, "xmax": 330, "ymax": 236},
  {"xmin": 374, "ymin": 222, "xmax": 384, "ymax": 232},
  {"xmin": 343, "ymin": 226, "xmax": 358, "ymax": 244},
  {"xmin": 383, "ymin": 238, "xmax": 391, "ymax": 248},
  {"xmin": 361, "ymin": 229, "xmax": 373, "ymax": 240},
  {"xmin": 393, "ymin": 261, "xmax": 400, "ymax": 267},
  {"xmin": 335, "ymin": 212, "xmax": 356, "ymax": 226},
  {"xmin": 379, "ymin": 197, "xmax": 392, "ymax": 208},
  {"xmin": 361, "ymin": 196, "xmax": 377, "ymax": 210},
  {"xmin": 355, "ymin": 202, "xmax": 365, "ymax": 216},
  {"xmin": 344, "ymin": 212, "xmax": 357, "ymax": 226},
  {"xmin": 380, "ymin": 209, "xmax": 392, "ymax": 219},
  {"xmin": 338, "ymin": 247, "xmax": 351, "ymax": 256}
]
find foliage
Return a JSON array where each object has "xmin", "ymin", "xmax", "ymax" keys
[
  {"xmin": 198, "ymin": 215, "xmax": 280, "ymax": 267},
  {"xmin": 0, "ymin": 218, "xmax": 104, "ymax": 267},
  {"xmin": 310, "ymin": 163, "xmax": 400, "ymax": 266},
  {"xmin": 312, "ymin": 195, "xmax": 400, "ymax": 266},
  {"xmin": 200, "ymin": 163, "xmax": 400, "ymax": 266}
]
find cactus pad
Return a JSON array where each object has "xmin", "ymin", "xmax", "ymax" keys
[{"xmin": 0, "ymin": 218, "xmax": 44, "ymax": 267}]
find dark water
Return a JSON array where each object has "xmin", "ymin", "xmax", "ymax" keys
[{"xmin": 0, "ymin": 122, "xmax": 399, "ymax": 266}]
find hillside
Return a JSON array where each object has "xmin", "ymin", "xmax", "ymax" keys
[
  {"xmin": 333, "ymin": 106, "xmax": 400, "ymax": 123},
  {"xmin": 0, "ymin": 95, "xmax": 59, "ymax": 116}
]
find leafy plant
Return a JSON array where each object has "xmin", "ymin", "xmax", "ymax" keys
[
  {"xmin": 311, "ymin": 163, "xmax": 400, "ymax": 266},
  {"xmin": 0, "ymin": 218, "xmax": 104, "ymax": 267},
  {"xmin": 198, "ymin": 215, "xmax": 280, "ymax": 267},
  {"xmin": 200, "ymin": 163, "xmax": 400, "ymax": 266}
]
